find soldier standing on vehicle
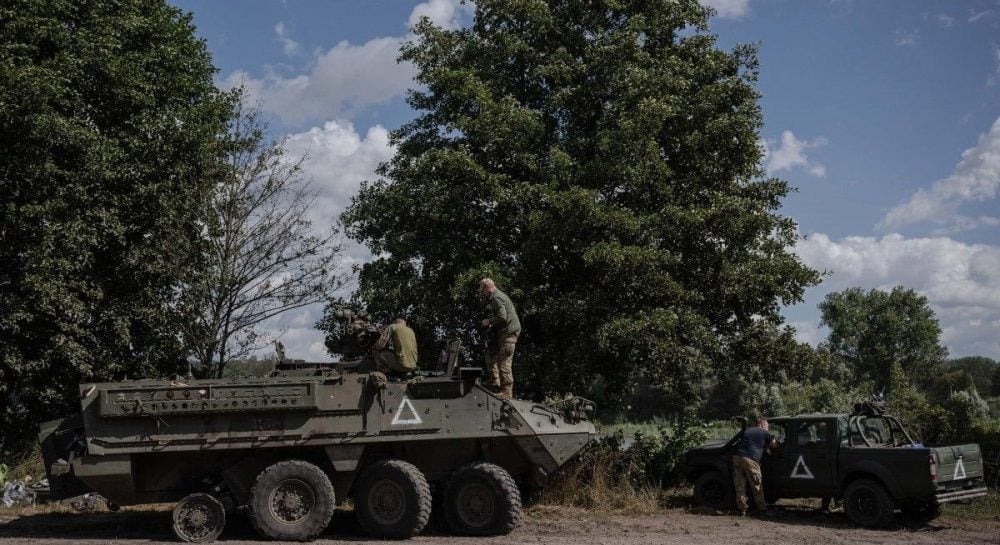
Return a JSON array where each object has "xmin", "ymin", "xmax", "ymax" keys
[
  {"xmin": 733, "ymin": 417, "xmax": 778, "ymax": 517},
  {"xmin": 374, "ymin": 315, "xmax": 418, "ymax": 375},
  {"xmin": 478, "ymin": 278, "xmax": 520, "ymax": 399}
]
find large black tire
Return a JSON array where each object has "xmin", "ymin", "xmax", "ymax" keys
[
  {"xmin": 902, "ymin": 498, "xmax": 941, "ymax": 523},
  {"xmin": 444, "ymin": 462, "xmax": 522, "ymax": 536},
  {"xmin": 693, "ymin": 471, "xmax": 734, "ymax": 510},
  {"xmin": 354, "ymin": 460, "xmax": 432, "ymax": 539},
  {"xmin": 249, "ymin": 460, "xmax": 336, "ymax": 541},
  {"xmin": 844, "ymin": 479, "xmax": 895, "ymax": 528}
]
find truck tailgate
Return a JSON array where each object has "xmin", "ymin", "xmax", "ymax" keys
[{"xmin": 933, "ymin": 443, "xmax": 983, "ymax": 483}]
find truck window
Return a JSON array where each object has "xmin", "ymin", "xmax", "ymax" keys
[
  {"xmin": 797, "ymin": 421, "xmax": 829, "ymax": 447},
  {"xmin": 769, "ymin": 421, "xmax": 788, "ymax": 444}
]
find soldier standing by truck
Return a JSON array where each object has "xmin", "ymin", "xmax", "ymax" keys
[
  {"xmin": 478, "ymin": 278, "xmax": 520, "ymax": 399},
  {"xmin": 733, "ymin": 417, "xmax": 778, "ymax": 517}
]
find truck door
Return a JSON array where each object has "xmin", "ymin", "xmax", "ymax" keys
[
  {"xmin": 786, "ymin": 419, "xmax": 836, "ymax": 496},
  {"xmin": 762, "ymin": 420, "xmax": 792, "ymax": 498}
]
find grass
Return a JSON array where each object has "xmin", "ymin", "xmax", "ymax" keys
[
  {"xmin": 942, "ymin": 490, "xmax": 1000, "ymax": 521},
  {"xmin": 2, "ymin": 446, "xmax": 44, "ymax": 484}
]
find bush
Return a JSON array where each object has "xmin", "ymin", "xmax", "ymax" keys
[{"xmin": 540, "ymin": 417, "xmax": 710, "ymax": 509}]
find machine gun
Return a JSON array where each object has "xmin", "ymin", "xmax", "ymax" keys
[
  {"xmin": 321, "ymin": 306, "xmax": 382, "ymax": 371},
  {"xmin": 852, "ymin": 392, "xmax": 888, "ymax": 417}
]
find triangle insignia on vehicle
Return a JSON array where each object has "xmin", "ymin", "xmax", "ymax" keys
[
  {"xmin": 953, "ymin": 457, "xmax": 966, "ymax": 480},
  {"xmin": 790, "ymin": 455, "xmax": 815, "ymax": 479},
  {"xmin": 391, "ymin": 396, "xmax": 422, "ymax": 425}
]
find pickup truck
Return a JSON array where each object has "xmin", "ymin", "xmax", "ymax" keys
[{"xmin": 683, "ymin": 411, "xmax": 988, "ymax": 527}]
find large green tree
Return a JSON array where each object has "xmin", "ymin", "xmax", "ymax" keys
[
  {"xmin": 339, "ymin": 0, "xmax": 819, "ymax": 408},
  {"xmin": 0, "ymin": 0, "xmax": 230, "ymax": 455},
  {"xmin": 819, "ymin": 287, "xmax": 948, "ymax": 394}
]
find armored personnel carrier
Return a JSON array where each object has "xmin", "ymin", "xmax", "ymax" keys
[{"xmin": 38, "ymin": 308, "xmax": 596, "ymax": 542}]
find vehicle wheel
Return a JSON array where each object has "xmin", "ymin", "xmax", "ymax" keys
[
  {"xmin": 444, "ymin": 462, "xmax": 522, "ymax": 536},
  {"xmin": 354, "ymin": 459, "xmax": 432, "ymax": 539},
  {"xmin": 172, "ymin": 493, "xmax": 226, "ymax": 543},
  {"xmin": 844, "ymin": 479, "xmax": 894, "ymax": 528},
  {"xmin": 693, "ymin": 471, "xmax": 734, "ymax": 510},
  {"xmin": 902, "ymin": 498, "xmax": 941, "ymax": 523},
  {"xmin": 249, "ymin": 460, "xmax": 335, "ymax": 541}
]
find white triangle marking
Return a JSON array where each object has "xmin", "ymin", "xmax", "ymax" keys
[
  {"xmin": 391, "ymin": 396, "xmax": 422, "ymax": 425},
  {"xmin": 953, "ymin": 458, "xmax": 966, "ymax": 480},
  {"xmin": 790, "ymin": 455, "xmax": 815, "ymax": 479}
]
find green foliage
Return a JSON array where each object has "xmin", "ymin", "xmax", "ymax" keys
[
  {"xmin": 946, "ymin": 356, "xmax": 997, "ymax": 397},
  {"xmin": 819, "ymin": 287, "xmax": 947, "ymax": 392},
  {"xmin": 541, "ymin": 417, "xmax": 709, "ymax": 509},
  {"xmin": 0, "ymin": 0, "xmax": 230, "ymax": 457},
  {"xmin": 338, "ymin": 0, "xmax": 819, "ymax": 411}
]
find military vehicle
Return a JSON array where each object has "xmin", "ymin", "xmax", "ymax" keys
[
  {"xmin": 683, "ymin": 399, "xmax": 987, "ymax": 527},
  {"xmin": 38, "ymin": 307, "xmax": 596, "ymax": 542}
]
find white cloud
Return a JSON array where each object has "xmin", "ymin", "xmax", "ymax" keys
[
  {"xmin": 968, "ymin": 9, "xmax": 994, "ymax": 23},
  {"xmin": 936, "ymin": 13, "xmax": 955, "ymax": 28},
  {"xmin": 789, "ymin": 320, "xmax": 823, "ymax": 347},
  {"xmin": 795, "ymin": 233, "xmax": 1000, "ymax": 358},
  {"xmin": 285, "ymin": 120, "xmax": 394, "ymax": 215},
  {"xmin": 257, "ymin": 120, "xmax": 395, "ymax": 362},
  {"xmin": 893, "ymin": 28, "xmax": 918, "ymax": 47},
  {"xmin": 222, "ymin": 36, "xmax": 415, "ymax": 125},
  {"xmin": 763, "ymin": 131, "xmax": 828, "ymax": 177},
  {"xmin": 879, "ymin": 115, "xmax": 1000, "ymax": 232},
  {"xmin": 274, "ymin": 22, "xmax": 300, "ymax": 56},
  {"xmin": 408, "ymin": 0, "xmax": 473, "ymax": 30},
  {"xmin": 701, "ymin": 0, "xmax": 751, "ymax": 19},
  {"xmin": 223, "ymin": 0, "xmax": 471, "ymax": 125},
  {"xmin": 989, "ymin": 44, "xmax": 1000, "ymax": 87}
]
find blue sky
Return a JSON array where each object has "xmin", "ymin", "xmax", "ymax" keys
[{"xmin": 173, "ymin": 0, "xmax": 1000, "ymax": 361}]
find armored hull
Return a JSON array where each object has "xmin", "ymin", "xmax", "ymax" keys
[{"xmin": 39, "ymin": 367, "xmax": 595, "ymax": 541}]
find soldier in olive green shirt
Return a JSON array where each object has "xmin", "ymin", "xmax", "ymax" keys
[
  {"xmin": 375, "ymin": 316, "xmax": 418, "ymax": 374},
  {"xmin": 478, "ymin": 278, "xmax": 520, "ymax": 398}
]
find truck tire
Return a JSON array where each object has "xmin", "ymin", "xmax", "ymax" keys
[
  {"xmin": 444, "ymin": 462, "xmax": 522, "ymax": 535},
  {"xmin": 693, "ymin": 471, "xmax": 734, "ymax": 510},
  {"xmin": 902, "ymin": 498, "xmax": 941, "ymax": 523},
  {"xmin": 354, "ymin": 460, "xmax": 432, "ymax": 539},
  {"xmin": 249, "ymin": 460, "xmax": 335, "ymax": 541},
  {"xmin": 844, "ymin": 479, "xmax": 894, "ymax": 528}
]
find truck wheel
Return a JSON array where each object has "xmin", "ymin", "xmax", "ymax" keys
[
  {"xmin": 902, "ymin": 498, "xmax": 941, "ymax": 523},
  {"xmin": 172, "ymin": 493, "xmax": 226, "ymax": 543},
  {"xmin": 354, "ymin": 460, "xmax": 432, "ymax": 539},
  {"xmin": 844, "ymin": 479, "xmax": 894, "ymax": 528},
  {"xmin": 444, "ymin": 462, "xmax": 522, "ymax": 535},
  {"xmin": 249, "ymin": 460, "xmax": 335, "ymax": 541},
  {"xmin": 693, "ymin": 471, "xmax": 733, "ymax": 510}
]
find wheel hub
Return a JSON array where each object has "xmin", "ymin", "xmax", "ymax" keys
[
  {"xmin": 369, "ymin": 480, "xmax": 406, "ymax": 525},
  {"xmin": 173, "ymin": 494, "xmax": 225, "ymax": 543},
  {"xmin": 269, "ymin": 479, "xmax": 315, "ymax": 524},
  {"xmin": 457, "ymin": 481, "xmax": 495, "ymax": 528}
]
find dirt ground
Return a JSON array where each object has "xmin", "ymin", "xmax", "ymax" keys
[{"xmin": 1, "ymin": 503, "xmax": 997, "ymax": 545}]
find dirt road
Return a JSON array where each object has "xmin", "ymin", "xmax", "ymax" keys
[{"xmin": 1, "ymin": 504, "xmax": 997, "ymax": 545}]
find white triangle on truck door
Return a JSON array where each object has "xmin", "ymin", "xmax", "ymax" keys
[
  {"xmin": 391, "ymin": 396, "xmax": 422, "ymax": 425},
  {"xmin": 953, "ymin": 457, "xmax": 966, "ymax": 480},
  {"xmin": 790, "ymin": 455, "xmax": 815, "ymax": 479}
]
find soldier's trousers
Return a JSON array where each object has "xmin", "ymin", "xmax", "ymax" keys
[
  {"xmin": 732, "ymin": 455, "xmax": 766, "ymax": 512},
  {"xmin": 485, "ymin": 334, "xmax": 517, "ymax": 397}
]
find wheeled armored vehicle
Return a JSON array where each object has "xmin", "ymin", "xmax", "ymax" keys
[{"xmin": 38, "ymin": 309, "xmax": 596, "ymax": 542}]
